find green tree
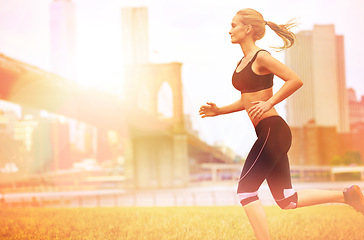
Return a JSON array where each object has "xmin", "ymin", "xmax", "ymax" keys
[{"xmin": 330, "ymin": 151, "xmax": 362, "ymax": 166}]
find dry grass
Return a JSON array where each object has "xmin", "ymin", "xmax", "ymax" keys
[{"xmin": 1, "ymin": 205, "xmax": 363, "ymax": 240}]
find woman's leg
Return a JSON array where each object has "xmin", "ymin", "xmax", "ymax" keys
[
  {"xmin": 296, "ymin": 189, "xmax": 344, "ymax": 208},
  {"xmin": 237, "ymin": 127, "xmax": 273, "ymax": 239},
  {"xmin": 238, "ymin": 116, "xmax": 295, "ymax": 239},
  {"xmin": 238, "ymin": 126, "xmax": 288, "ymax": 238},
  {"xmin": 244, "ymin": 200, "xmax": 271, "ymax": 240},
  {"xmin": 266, "ymin": 154, "xmax": 346, "ymax": 209},
  {"xmin": 268, "ymin": 155, "xmax": 364, "ymax": 211},
  {"xmin": 297, "ymin": 185, "xmax": 364, "ymax": 215},
  {"xmin": 267, "ymin": 154, "xmax": 298, "ymax": 210},
  {"xmin": 267, "ymin": 155, "xmax": 364, "ymax": 212}
]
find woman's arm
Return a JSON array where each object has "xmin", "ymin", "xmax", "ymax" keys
[
  {"xmin": 263, "ymin": 54, "xmax": 303, "ymax": 106},
  {"xmin": 199, "ymin": 97, "xmax": 245, "ymax": 118},
  {"xmin": 248, "ymin": 51, "xmax": 303, "ymax": 119}
]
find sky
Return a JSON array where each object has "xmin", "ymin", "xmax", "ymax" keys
[{"xmin": 1, "ymin": 0, "xmax": 364, "ymax": 157}]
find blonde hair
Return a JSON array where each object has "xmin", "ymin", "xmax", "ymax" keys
[{"xmin": 236, "ymin": 8, "xmax": 298, "ymax": 51}]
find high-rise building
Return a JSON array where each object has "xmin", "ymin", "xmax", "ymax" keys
[
  {"xmin": 285, "ymin": 25, "xmax": 350, "ymax": 133},
  {"xmin": 50, "ymin": 0, "xmax": 76, "ymax": 79},
  {"xmin": 30, "ymin": 117, "xmax": 72, "ymax": 173},
  {"xmin": 347, "ymin": 88, "xmax": 364, "ymax": 126},
  {"xmin": 14, "ymin": 114, "xmax": 38, "ymax": 152},
  {"xmin": 121, "ymin": 7, "xmax": 149, "ymax": 64}
]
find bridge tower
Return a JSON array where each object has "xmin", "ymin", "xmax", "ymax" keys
[
  {"xmin": 121, "ymin": 7, "xmax": 189, "ymax": 189},
  {"xmin": 50, "ymin": 0, "xmax": 76, "ymax": 80}
]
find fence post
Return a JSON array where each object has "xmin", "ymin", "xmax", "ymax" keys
[
  {"xmin": 133, "ymin": 192, "xmax": 136, "ymax": 206},
  {"xmin": 96, "ymin": 195, "xmax": 100, "ymax": 207},
  {"xmin": 78, "ymin": 196, "xmax": 83, "ymax": 208},
  {"xmin": 233, "ymin": 192, "xmax": 238, "ymax": 206},
  {"xmin": 192, "ymin": 192, "xmax": 196, "ymax": 206},
  {"xmin": 211, "ymin": 192, "xmax": 216, "ymax": 206},
  {"xmin": 114, "ymin": 194, "xmax": 118, "ymax": 207},
  {"xmin": 330, "ymin": 171, "xmax": 335, "ymax": 182},
  {"xmin": 153, "ymin": 192, "xmax": 156, "ymax": 207},
  {"xmin": 173, "ymin": 192, "xmax": 177, "ymax": 207},
  {"xmin": 0, "ymin": 192, "xmax": 4, "ymax": 208}
]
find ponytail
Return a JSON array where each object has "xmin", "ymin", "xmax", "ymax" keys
[
  {"xmin": 236, "ymin": 9, "xmax": 298, "ymax": 51},
  {"xmin": 266, "ymin": 18, "xmax": 298, "ymax": 51}
]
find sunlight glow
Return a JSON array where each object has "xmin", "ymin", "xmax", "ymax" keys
[
  {"xmin": 157, "ymin": 82, "xmax": 173, "ymax": 118},
  {"xmin": 137, "ymin": 84, "xmax": 152, "ymax": 112}
]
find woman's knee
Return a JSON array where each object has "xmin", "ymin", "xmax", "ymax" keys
[
  {"xmin": 274, "ymin": 189, "xmax": 298, "ymax": 210},
  {"xmin": 237, "ymin": 190, "xmax": 259, "ymax": 206}
]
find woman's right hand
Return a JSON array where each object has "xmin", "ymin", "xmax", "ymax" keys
[{"xmin": 199, "ymin": 102, "xmax": 220, "ymax": 118}]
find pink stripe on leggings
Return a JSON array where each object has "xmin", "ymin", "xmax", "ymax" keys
[
  {"xmin": 237, "ymin": 191, "xmax": 259, "ymax": 202},
  {"xmin": 238, "ymin": 128, "xmax": 271, "ymax": 183}
]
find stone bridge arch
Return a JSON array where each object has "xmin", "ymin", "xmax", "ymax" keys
[
  {"xmin": 122, "ymin": 62, "xmax": 188, "ymax": 188},
  {"xmin": 123, "ymin": 62, "xmax": 184, "ymax": 133}
]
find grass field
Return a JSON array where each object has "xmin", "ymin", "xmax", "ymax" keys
[{"xmin": 1, "ymin": 205, "xmax": 364, "ymax": 240}]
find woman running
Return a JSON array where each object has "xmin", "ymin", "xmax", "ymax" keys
[{"xmin": 199, "ymin": 8, "xmax": 364, "ymax": 240}]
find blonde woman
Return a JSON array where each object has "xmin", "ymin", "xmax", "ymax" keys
[{"xmin": 199, "ymin": 8, "xmax": 364, "ymax": 240}]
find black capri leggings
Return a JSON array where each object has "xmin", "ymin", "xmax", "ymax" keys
[{"xmin": 237, "ymin": 115, "xmax": 298, "ymax": 209}]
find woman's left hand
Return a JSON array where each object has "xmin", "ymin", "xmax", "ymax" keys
[{"xmin": 248, "ymin": 101, "xmax": 273, "ymax": 119}]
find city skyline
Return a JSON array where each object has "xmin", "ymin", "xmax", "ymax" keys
[
  {"xmin": 0, "ymin": 0, "xmax": 364, "ymax": 156},
  {"xmin": 285, "ymin": 25, "xmax": 350, "ymax": 133}
]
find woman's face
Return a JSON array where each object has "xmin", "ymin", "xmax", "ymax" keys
[{"xmin": 229, "ymin": 14, "xmax": 249, "ymax": 44}]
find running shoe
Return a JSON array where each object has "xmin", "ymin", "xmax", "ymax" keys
[{"xmin": 343, "ymin": 185, "xmax": 364, "ymax": 215}]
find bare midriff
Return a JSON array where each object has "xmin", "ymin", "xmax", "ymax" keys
[{"xmin": 241, "ymin": 87, "xmax": 279, "ymax": 127}]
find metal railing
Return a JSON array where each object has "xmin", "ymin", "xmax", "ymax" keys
[{"xmin": 1, "ymin": 189, "xmax": 241, "ymax": 208}]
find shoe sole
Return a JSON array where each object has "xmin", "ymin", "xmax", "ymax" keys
[{"xmin": 346, "ymin": 185, "xmax": 364, "ymax": 215}]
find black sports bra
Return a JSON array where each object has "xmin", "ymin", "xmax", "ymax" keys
[{"xmin": 232, "ymin": 49, "xmax": 273, "ymax": 93}]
